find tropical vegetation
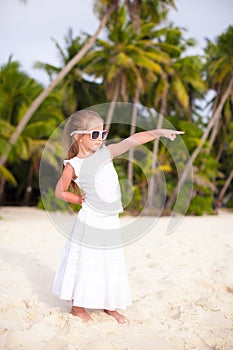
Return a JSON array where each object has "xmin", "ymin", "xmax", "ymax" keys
[{"xmin": 0, "ymin": 1, "xmax": 232, "ymax": 215}]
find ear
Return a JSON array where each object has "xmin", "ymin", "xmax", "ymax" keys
[
  {"xmin": 73, "ymin": 134, "xmax": 79, "ymax": 141},
  {"xmin": 77, "ymin": 135, "xmax": 83, "ymax": 143}
]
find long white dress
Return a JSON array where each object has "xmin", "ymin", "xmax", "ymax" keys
[{"xmin": 53, "ymin": 145, "xmax": 132, "ymax": 310}]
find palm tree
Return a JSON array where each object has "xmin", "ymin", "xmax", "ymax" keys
[
  {"xmin": 142, "ymin": 26, "xmax": 205, "ymax": 211},
  {"xmin": 126, "ymin": 9, "xmax": 178, "ymax": 187},
  {"xmin": 0, "ymin": 59, "xmax": 63, "ymax": 203},
  {"xmin": 93, "ymin": 0, "xmax": 176, "ymax": 127},
  {"xmin": 83, "ymin": 7, "xmax": 170, "ymax": 125},
  {"xmin": 95, "ymin": 0, "xmax": 176, "ymax": 34},
  {"xmin": 0, "ymin": 59, "xmax": 35, "ymax": 199},
  {"xmin": 34, "ymin": 29, "xmax": 105, "ymax": 116},
  {"xmin": 214, "ymin": 96, "xmax": 233, "ymax": 206},
  {"xmin": 0, "ymin": 2, "xmax": 117, "ymax": 167},
  {"xmin": 218, "ymin": 170, "xmax": 233, "ymax": 206},
  {"xmin": 83, "ymin": 6, "xmax": 173, "ymax": 190},
  {"xmin": 166, "ymin": 26, "xmax": 233, "ymax": 211}
]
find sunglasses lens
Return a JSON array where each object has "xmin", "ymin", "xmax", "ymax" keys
[
  {"xmin": 90, "ymin": 130, "xmax": 108, "ymax": 140},
  {"xmin": 91, "ymin": 131, "xmax": 100, "ymax": 139},
  {"xmin": 102, "ymin": 131, "xmax": 107, "ymax": 140}
]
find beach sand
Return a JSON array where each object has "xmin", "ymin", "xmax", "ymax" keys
[{"xmin": 0, "ymin": 206, "xmax": 232, "ymax": 350}]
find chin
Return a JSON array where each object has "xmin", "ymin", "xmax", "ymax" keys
[{"xmin": 92, "ymin": 143, "xmax": 102, "ymax": 151}]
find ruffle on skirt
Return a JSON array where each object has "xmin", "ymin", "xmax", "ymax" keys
[{"xmin": 53, "ymin": 208, "xmax": 132, "ymax": 310}]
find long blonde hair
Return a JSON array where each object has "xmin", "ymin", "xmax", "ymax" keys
[
  {"xmin": 62, "ymin": 110, "xmax": 104, "ymax": 194},
  {"xmin": 63, "ymin": 109, "xmax": 104, "ymax": 160}
]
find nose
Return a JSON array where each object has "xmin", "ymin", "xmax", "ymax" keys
[{"xmin": 97, "ymin": 133, "xmax": 103, "ymax": 141}]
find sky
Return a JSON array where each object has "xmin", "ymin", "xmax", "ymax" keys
[{"xmin": 1, "ymin": 0, "xmax": 233, "ymax": 86}]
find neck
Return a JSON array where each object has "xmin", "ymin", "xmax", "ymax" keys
[{"xmin": 77, "ymin": 145, "xmax": 95, "ymax": 159}]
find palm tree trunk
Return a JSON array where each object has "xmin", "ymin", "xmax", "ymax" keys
[
  {"xmin": 218, "ymin": 169, "xmax": 233, "ymax": 205},
  {"xmin": 208, "ymin": 93, "xmax": 219, "ymax": 148},
  {"xmin": 0, "ymin": 4, "xmax": 116, "ymax": 167},
  {"xmin": 145, "ymin": 113, "xmax": 163, "ymax": 210},
  {"xmin": 105, "ymin": 80, "xmax": 120, "ymax": 130},
  {"xmin": 209, "ymin": 118, "xmax": 220, "ymax": 147},
  {"xmin": 127, "ymin": 86, "xmax": 140, "ymax": 184},
  {"xmin": 146, "ymin": 87, "xmax": 168, "ymax": 211},
  {"xmin": 125, "ymin": 0, "xmax": 141, "ymax": 34},
  {"xmin": 216, "ymin": 142, "xmax": 224, "ymax": 162},
  {"xmin": 166, "ymin": 77, "xmax": 233, "ymax": 210},
  {"xmin": 23, "ymin": 161, "xmax": 34, "ymax": 206},
  {"xmin": 0, "ymin": 177, "xmax": 6, "ymax": 204}
]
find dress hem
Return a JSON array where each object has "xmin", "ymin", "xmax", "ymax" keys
[{"xmin": 55, "ymin": 294, "xmax": 132, "ymax": 310}]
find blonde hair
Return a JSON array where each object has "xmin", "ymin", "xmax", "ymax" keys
[{"xmin": 63, "ymin": 109, "xmax": 104, "ymax": 160}]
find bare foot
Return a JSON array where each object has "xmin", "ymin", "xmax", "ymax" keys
[
  {"xmin": 104, "ymin": 309, "xmax": 129, "ymax": 324},
  {"xmin": 71, "ymin": 306, "xmax": 92, "ymax": 322}
]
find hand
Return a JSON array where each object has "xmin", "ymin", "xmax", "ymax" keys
[
  {"xmin": 81, "ymin": 193, "xmax": 86, "ymax": 203},
  {"xmin": 78, "ymin": 193, "xmax": 86, "ymax": 205},
  {"xmin": 159, "ymin": 129, "xmax": 185, "ymax": 141}
]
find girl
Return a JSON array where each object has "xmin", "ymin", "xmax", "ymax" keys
[{"xmin": 53, "ymin": 109, "xmax": 184, "ymax": 323}]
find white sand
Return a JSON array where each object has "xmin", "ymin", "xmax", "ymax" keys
[{"xmin": 0, "ymin": 206, "xmax": 232, "ymax": 350}]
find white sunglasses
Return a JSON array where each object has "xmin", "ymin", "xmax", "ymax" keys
[{"xmin": 70, "ymin": 129, "xmax": 108, "ymax": 140}]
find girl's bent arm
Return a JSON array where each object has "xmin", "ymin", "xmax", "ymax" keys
[
  {"xmin": 55, "ymin": 163, "xmax": 84, "ymax": 205},
  {"xmin": 107, "ymin": 129, "xmax": 184, "ymax": 158}
]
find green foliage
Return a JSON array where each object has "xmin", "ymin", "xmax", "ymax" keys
[
  {"xmin": 226, "ymin": 197, "xmax": 233, "ymax": 209},
  {"xmin": 187, "ymin": 187, "xmax": 215, "ymax": 216},
  {"xmin": 37, "ymin": 186, "xmax": 82, "ymax": 214},
  {"xmin": 0, "ymin": 165, "xmax": 17, "ymax": 185},
  {"xmin": 205, "ymin": 25, "xmax": 233, "ymax": 88},
  {"xmin": 82, "ymin": 6, "xmax": 175, "ymax": 101},
  {"xmin": 34, "ymin": 30, "xmax": 105, "ymax": 116},
  {"xmin": 1, "ymin": 8, "xmax": 233, "ymax": 215},
  {"xmin": 37, "ymin": 187, "xmax": 69, "ymax": 212},
  {"xmin": 0, "ymin": 60, "xmax": 64, "ymax": 206},
  {"xmin": 124, "ymin": 186, "xmax": 144, "ymax": 214},
  {"xmin": 114, "ymin": 158, "xmax": 144, "ymax": 214}
]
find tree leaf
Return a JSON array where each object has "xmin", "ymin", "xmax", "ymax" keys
[{"xmin": 0, "ymin": 165, "xmax": 17, "ymax": 185}]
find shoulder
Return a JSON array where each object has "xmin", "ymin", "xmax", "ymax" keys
[
  {"xmin": 63, "ymin": 156, "xmax": 80, "ymax": 167},
  {"xmin": 63, "ymin": 156, "xmax": 83, "ymax": 177}
]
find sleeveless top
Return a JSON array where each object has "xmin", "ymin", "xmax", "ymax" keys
[{"xmin": 64, "ymin": 145, "xmax": 123, "ymax": 216}]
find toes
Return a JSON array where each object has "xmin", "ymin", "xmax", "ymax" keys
[
  {"xmin": 104, "ymin": 310, "xmax": 129, "ymax": 324},
  {"xmin": 70, "ymin": 307, "xmax": 92, "ymax": 322}
]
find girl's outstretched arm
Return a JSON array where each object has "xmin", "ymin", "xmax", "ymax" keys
[
  {"xmin": 107, "ymin": 129, "xmax": 184, "ymax": 158},
  {"xmin": 55, "ymin": 164, "xmax": 85, "ymax": 204}
]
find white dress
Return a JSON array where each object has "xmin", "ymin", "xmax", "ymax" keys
[{"xmin": 53, "ymin": 145, "xmax": 132, "ymax": 310}]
